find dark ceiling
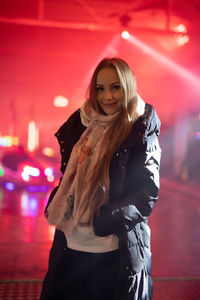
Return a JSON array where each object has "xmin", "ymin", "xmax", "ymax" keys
[{"xmin": 1, "ymin": 0, "xmax": 200, "ymax": 32}]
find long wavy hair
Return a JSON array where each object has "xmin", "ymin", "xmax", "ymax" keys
[{"xmin": 77, "ymin": 58, "xmax": 138, "ymax": 223}]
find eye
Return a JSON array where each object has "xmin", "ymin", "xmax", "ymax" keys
[
  {"xmin": 96, "ymin": 86, "xmax": 104, "ymax": 92},
  {"xmin": 112, "ymin": 85, "xmax": 121, "ymax": 90}
]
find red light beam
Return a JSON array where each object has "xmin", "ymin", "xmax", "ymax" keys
[{"xmin": 126, "ymin": 35, "xmax": 200, "ymax": 92}]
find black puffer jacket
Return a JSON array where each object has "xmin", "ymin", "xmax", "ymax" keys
[{"xmin": 42, "ymin": 103, "xmax": 161, "ymax": 300}]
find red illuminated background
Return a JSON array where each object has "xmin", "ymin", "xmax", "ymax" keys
[
  {"xmin": 1, "ymin": 0, "xmax": 200, "ymax": 183},
  {"xmin": 0, "ymin": 0, "xmax": 200, "ymax": 145},
  {"xmin": 0, "ymin": 1, "xmax": 200, "ymax": 299}
]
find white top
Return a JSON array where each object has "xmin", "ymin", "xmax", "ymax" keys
[{"xmin": 65, "ymin": 222, "xmax": 119, "ymax": 253}]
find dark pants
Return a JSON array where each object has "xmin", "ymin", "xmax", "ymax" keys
[{"xmin": 40, "ymin": 247, "xmax": 120, "ymax": 300}]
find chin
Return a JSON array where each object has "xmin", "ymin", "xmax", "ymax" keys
[{"xmin": 104, "ymin": 110, "xmax": 114, "ymax": 115}]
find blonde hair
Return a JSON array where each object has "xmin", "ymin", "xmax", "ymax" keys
[
  {"xmin": 88, "ymin": 58, "xmax": 137, "ymax": 153},
  {"xmin": 80, "ymin": 58, "xmax": 138, "ymax": 222}
]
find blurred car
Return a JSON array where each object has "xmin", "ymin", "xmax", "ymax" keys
[{"xmin": 0, "ymin": 145, "xmax": 60, "ymax": 191}]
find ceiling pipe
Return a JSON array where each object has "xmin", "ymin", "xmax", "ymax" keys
[
  {"xmin": 0, "ymin": 16, "xmax": 187, "ymax": 36},
  {"xmin": 38, "ymin": 0, "xmax": 45, "ymax": 20},
  {"xmin": 0, "ymin": 16, "xmax": 112, "ymax": 31},
  {"xmin": 166, "ymin": 0, "xmax": 173, "ymax": 31}
]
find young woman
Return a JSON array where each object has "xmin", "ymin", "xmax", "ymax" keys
[{"xmin": 40, "ymin": 57, "xmax": 161, "ymax": 300}]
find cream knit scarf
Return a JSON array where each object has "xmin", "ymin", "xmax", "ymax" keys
[{"xmin": 46, "ymin": 95, "xmax": 145, "ymax": 233}]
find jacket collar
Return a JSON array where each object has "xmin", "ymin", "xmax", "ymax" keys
[{"xmin": 116, "ymin": 104, "xmax": 161, "ymax": 151}]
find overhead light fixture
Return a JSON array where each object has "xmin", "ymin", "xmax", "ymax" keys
[
  {"xmin": 174, "ymin": 24, "xmax": 187, "ymax": 34},
  {"xmin": 120, "ymin": 14, "xmax": 131, "ymax": 27},
  {"xmin": 176, "ymin": 35, "xmax": 189, "ymax": 46},
  {"xmin": 121, "ymin": 31, "xmax": 130, "ymax": 40},
  {"xmin": 174, "ymin": 24, "xmax": 189, "ymax": 46}
]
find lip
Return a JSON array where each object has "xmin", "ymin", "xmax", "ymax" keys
[{"xmin": 103, "ymin": 102, "xmax": 117, "ymax": 106}]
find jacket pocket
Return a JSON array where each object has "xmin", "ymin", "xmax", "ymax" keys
[
  {"xmin": 121, "ymin": 243, "xmax": 144, "ymax": 276},
  {"xmin": 120, "ymin": 231, "xmax": 144, "ymax": 275}
]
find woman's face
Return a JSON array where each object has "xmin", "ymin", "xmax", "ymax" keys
[{"xmin": 96, "ymin": 67, "xmax": 124, "ymax": 115}]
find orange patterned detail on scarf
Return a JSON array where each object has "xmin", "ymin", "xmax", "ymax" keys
[
  {"xmin": 69, "ymin": 172, "xmax": 76, "ymax": 182},
  {"xmin": 78, "ymin": 138, "xmax": 91, "ymax": 164}
]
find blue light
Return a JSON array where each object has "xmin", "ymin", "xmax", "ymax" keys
[
  {"xmin": 44, "ymin": 167, "xmax": 54, "ymax": 176},
  {"xmin": 196, "ymin": 132, "xmax": 200, "ymax": 140},
  {"xmin": 30, "ymin": 198, "xmax": 38, "ymax": 211},
  {"xmin": 5, "ymin": 182, "xmax": 15, "ymax": 191},
  {"xmin": 21, "ymin": 192, "xmax": 39, "ymax": 217},
  {"xmin": 26, "ymin": 185, "xmax": 49, "ymax": 192}
]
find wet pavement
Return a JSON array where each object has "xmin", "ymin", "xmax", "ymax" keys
[{"xmin": 0, "ymin": 177, "xmax": 200, "ymax": 299}]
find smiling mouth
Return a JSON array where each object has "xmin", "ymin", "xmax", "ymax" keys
[{"xmin": 104, "ymin": 102, "xmax": 117, "ymax": 106}]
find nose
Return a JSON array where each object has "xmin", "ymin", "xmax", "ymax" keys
[{"xmin": 104, "ymin": 88, "xmax": 112, "ymax": 100}]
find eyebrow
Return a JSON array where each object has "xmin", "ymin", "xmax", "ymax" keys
[{"xmin": 96, "ymin": 81, "xmax": 120, "ymax": 86}]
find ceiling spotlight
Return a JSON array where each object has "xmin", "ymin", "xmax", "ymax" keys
[
  {"xmin": 174, "ymin": 24, "xmax": 187, "ymax": 33},
  {"xmin": 173, "ymin": 24, "xmax": 189, "ymax": 46},
  {"xmin": 121, "ymin": 31, "xmax": 130, "ymax": 40},
  {"xmin": 176, "ymin": 35, "xmax": 189, "ymax": 46}
]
